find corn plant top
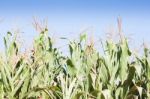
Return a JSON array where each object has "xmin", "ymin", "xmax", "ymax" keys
[{"xmin": 0, "ymin": 31, "xmax": 150, "ymax": 99}]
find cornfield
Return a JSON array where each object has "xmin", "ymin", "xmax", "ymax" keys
[{"xmin": 0, "ymin": 26, "xmax": 150, "ymax": 99}]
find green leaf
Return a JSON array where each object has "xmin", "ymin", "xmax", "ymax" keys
[
  {"xmin": 66, "ymin": 59, "xmax": 76, "ymax": 76},
  {"xmin": 80, "ymin": 33, "xmax": 87, "ymax": 42}
]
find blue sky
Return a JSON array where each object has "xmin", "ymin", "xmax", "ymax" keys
[{"xmin": 0, "ymin": 0, "xmax": 150, "ymax": 50}]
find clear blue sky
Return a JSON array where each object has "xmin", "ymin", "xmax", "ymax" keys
[{"xmin": 0, "ymin": 0, "xmax": 150, "ymax": 50}]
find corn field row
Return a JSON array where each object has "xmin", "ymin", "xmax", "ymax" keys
[{"xmin": 0, "ymin": 29, "xmax": 150, "ymax": 99}]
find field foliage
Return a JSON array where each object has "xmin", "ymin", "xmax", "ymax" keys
[{"xmin": 0, "ymin": 27, "xmax": 150, "ymax": 99}]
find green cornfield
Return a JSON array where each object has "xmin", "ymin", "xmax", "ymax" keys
[{"xmin": 0, "ymin": 26, "xmax": 150, "ymax": 99}]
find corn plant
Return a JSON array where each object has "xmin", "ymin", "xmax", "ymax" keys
[
  {"xmin": 0, "ymin": 32, "xmax": 30, "ymax": 99},
  {"xmin": 0, "ymin": 28, "xmax": 150, "ymax": 99}
]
